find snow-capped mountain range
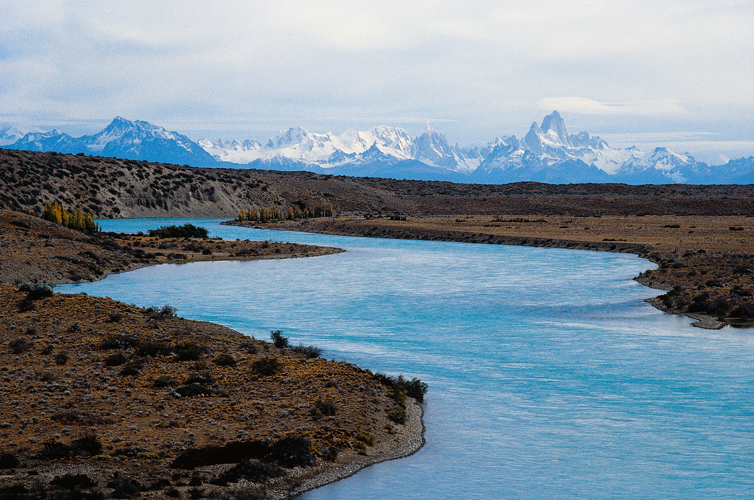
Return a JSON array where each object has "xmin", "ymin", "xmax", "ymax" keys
[{"xmin": 3, "ymin": 113, "xmax": 753, "ymax": 184}]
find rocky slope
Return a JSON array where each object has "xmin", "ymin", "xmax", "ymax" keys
[{"xmin": 2, "ymin": 149, "xmax": 754, "ymax": 220}]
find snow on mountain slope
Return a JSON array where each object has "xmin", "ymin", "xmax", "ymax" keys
[
  {"xmin": 4, "ymin": 112, "xmax": 751, "ymax": 184},
  {"xmin": 200, "ymin": 125, "xmax": 416, "ymax": 166},
  {"xmin": 0, "ymin": 126, "xmax": 27, "ymax": 146},
  {"xmin": 198, "ymin": 138, "xmax": 261, "ymax": 163},
  {"xmin": 81, "ymin": 117, "xmax": 199, "ymax": 154}
]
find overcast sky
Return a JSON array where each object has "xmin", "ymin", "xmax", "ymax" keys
[{"xmin": 1, "ymin": 0, "xmax": 752, "ymax": 162}]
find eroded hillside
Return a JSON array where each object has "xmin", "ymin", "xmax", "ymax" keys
[{"xmin": 2, "ymin": 149, "xmax": 754, "ymax": 219}]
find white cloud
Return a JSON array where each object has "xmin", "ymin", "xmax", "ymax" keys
[
  {"xmin": 0, "ymin": 0, "xmax": 751, "ymax": 147},
  {"xmin": 537, "ymin": 97, "xmax": 686, "ymax": 116}
]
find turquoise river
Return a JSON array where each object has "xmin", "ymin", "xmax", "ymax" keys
[{"xmin": 58, "ymin": 218, "xmax": 754, "ymax": 500}]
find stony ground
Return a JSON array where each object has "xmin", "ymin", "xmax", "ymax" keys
[{"xmin": 0, "ymin": 211, "xmax": 424, "ymax": 499}]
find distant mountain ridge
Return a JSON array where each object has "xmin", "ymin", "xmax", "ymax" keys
[{"xmin": 3, "ymin": 113, "xmax": 753, "ymax": 184}]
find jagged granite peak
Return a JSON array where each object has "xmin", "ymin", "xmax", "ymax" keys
[
  {"xmin": 569, "ymin": 131, "xmax": 607, "ymax": 150},
  {"xmin": 540, "ymin": 110, "xmax": 570, "ymax": 146},
  {"xmin": 412, "ymin": 125, "xmax": 456, "ymax": 166},
  {"xmin": 3, "ymin": 112, "xmax": 752, "ymax": 184}
]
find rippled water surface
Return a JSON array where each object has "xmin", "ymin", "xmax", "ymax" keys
[{"xmin": 59, "ymin": 218, "xmax": 754, "ymax": 499}]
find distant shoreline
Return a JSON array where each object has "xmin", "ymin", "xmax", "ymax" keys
[{"xmin": 225, "ymin": 215, "xmax": 754, "ymax": 330}]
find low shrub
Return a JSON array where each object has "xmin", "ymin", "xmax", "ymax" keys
[
  {"xmin": 270, "ymin": 330, "xmax": 289, "ymax": 349},
  {"xmin": 147, "ymin": 304, "xmax": 178, "ymax": 318},
  {"xmin": 54, "ymin": 350, "xmax": 69, "ymax": 365},
  {"xmin": 321, "ymin": 446, "xmax": 338, "ymax": 462},
  {"xmin": 9, "ymin": 337, "xmax": 32, "ymax": 354},
  {"xmin": 136, "ymin": 340, "xmax": 174, "ymax": 358},
  {"xmin": 51, "ymin": 411, "xmax": 113, "ymax": 426},
  {"xmin": 17, "ymin": 298, "xmax": 35, "ymax": 312},
  {"xmin": 171, "ymin": 436, "xmax": 314, "ymax": 470},
  {"xmin": 290, "ymin": 343, "xmax": 323, "ymax": 359},
  {"xmin": 107, "ymin": 473, "xmax": 142, "ymax": 499},
  {"xmin": 374, "ymin": 373, "xmax": 428, "ymax": 402},
  {"xmin": 731, "ymin": 304, "xmax": 754, "ymax": 319},
  {"xmin": 313, "ymin": 399, "xmax": 337, "ymax": 416},
  {"xmin": 147, "ymin": 223, "xmax": 209, "ymax": 239},
  {"xmin": 0, "ymin": 485, "xmax": 35, "ymax": 500},
  {"xmin": 100, "ymin": 334, "xmax": 139, "ymax": 350},
  {"xmin": 239, "ymin": 340, "xmax": 258, "ymax": 354},
  {"xmin": 38, "ymin": 433, "xmax": 103, "ymax": 459},
  {"xmin": 175, "ymin": 341, "xmax": 204, "ymax": 362},
  {"xmin": 153, "ymin": 376, "xmax": 179, "ymax": 388},
  {"xmin": 50, "ymin": 473, "xmax": 97, "ymax": 491},
  {"xmin": 252, "ymin": 356, "xmax": 280, "ymax": 377},
  {"xmin": 175, "ymin": 384, "xmax": 221, "ymax": 398},
  {"xmin": 387, "ymin": 407, "xmax": 407, "ymax": 425},
  {"xmin": 214, "ymin": 354, "xmax": 237, "ymax": 367},
  {"xmin": 19, "ymin": 283, "xmax": 53, "ymax": 300},
  {"xmin": 105, "ymin": 352, "xmax": 128, "ymax": 366},
  {"xmin": 356, "ymin": 430, "xmax": 375, "ymax": 447},
  {"xmin": 184, "ymin": 371, "xmax": 215, "ymax": 386},
  {"xmin": 210, "ymin": 461, "xmax": 285, "ymax": 486},
  {"xmin": 120, "ymin": 361, "xmax": 144, "ymax": 376}
]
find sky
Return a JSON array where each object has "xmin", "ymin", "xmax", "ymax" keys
[{"xmin": 1, "ymin": 0, "xmax": 752, "ymax": 163}]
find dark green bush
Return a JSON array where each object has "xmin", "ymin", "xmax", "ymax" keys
[
  {"xmin": 19, "ymin": 283, "xmax": 53, "ymax": 300},
  {"xmin": 290, "ymin": 343, "xmax": 323, "ymax": 359},
  {"xmin": 147, "ymin": 223, "xmax": 209, "ymax": 239},
  {"xmin": 270, "ymin": 330, "xmax": 288, "ymax": 349},
  {"xmin": 54, "ymin": 350, "xmax": 69, "ymax": 365},
  {"xmin": 175, "ymin": 384, "xmax": 221, "ymax": 398},
  {"xmin": 171, "ymin": 436, "xmax": 314, "ymax": 470},
  {"xmin": 374, "ymin": 373, "xmax": 428, "ymax": 403},
  {"xmin": 210, "ymin": 461, "xmax": 285, "ymax": 486},
  {"xmin": 387, "ymin": 407, "xmax": 407, "ymax": 425}
]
